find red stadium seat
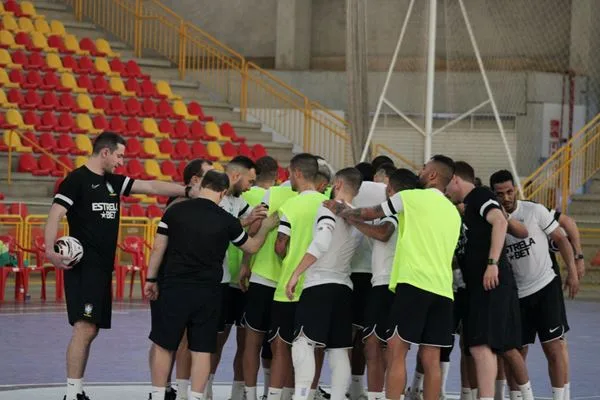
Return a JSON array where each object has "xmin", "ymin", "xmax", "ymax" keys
[
  {"xmin": 158, "ymin": 138, "xmax": 174, "ymax": 157},
  {"xmin": 238, "ymin": 142, "xmax": 252, "ymax": 158},
  {"xmin": 187, "ymin": 101, "xmax": 214, "ymax": 121},
  {"xmin": 127, "ymin": 159, "xmax": 154, "ymax": 180},
  {"xmin": 62, "ymin": 55, "xmax": 77, "ymax": 71},
  {"xmin": 123, "ymin": 60, "xmax": 149, "ymax": 79},
  {"xmin": 79, "ymin": 38, "xmax": 103, "ymax": 57},
  {"xmin": 92, "ymin": 76, "xmax": 116, "ymax": 95},
  {"xmin": 15, "ymin": 32, "xmax": 32, "ymax": 49},
  {"xmin": 109, "ymin": 57, "xmax": 125, "ymax": 75},
  {"xmin": 109, "ymin": 116, "xmax": 126, "ymax": 134},
  {"xmin": 56, "ymin": 155, "xmax": 74, "ymax": 174},
  {"xmin": 172, "ymin": 120, "xmax": 190, "ymax": 139},
  {"xmin": 57, "ymin": 133, "xmax": 85, "ymax": 155},
  {"xmin": 188, "ymin": 120, "xmax": 210, "ymax": 141},
  {"xmin": 146, "ymin": 204, "xmax": 163, "ymax": 219},
  {"xmin": 172, "ymin": 141, "xmax": 190, "ymax": 160},
  {"xmin": 22, "ymin": 110, "xmax": 40, "ymax": 127},
  {"xmin": 27, "ymin": 52, "xmax": 47, "ymax": 71},
  {"xmin": 58, "ymin": 112, "xmax": 80, "ymax": 133},
  {"xmin": 106, "ymin": 96, "xmax": 125, "ymax": 116},
  {"xmin": 38, "ymin": 132, "xmax": 57, "ymax": 152},
  {"xmin": 17, "ymin": 153, "xmax": 36, "ymax": 173},
  {"xmin": 220, "ymin": 122, "xmax": 245, "ymax": 142},
  {"xmin": 252, "ymin": 143, "xmax": 267, "ymax": 159},
  {"xmin": 37, "ymin": 112, "xmax": 58, "ymax": 132},
  {"xmin": 5, "ymin": 1, "xmax": 24, "ymax": 17},
  {"xmin": 93, "ymin": 114, "xmax": 109, "ymax": 131},
  {"xmin": 160, "ymin": 160, "xmax": 177, "ymax": 179},
  {"xmin": 128, "ymin": 203, "xmax": 145, "ymax": 217},
  {"xmin": 156, "ymin": 99, "xmax": 174, "ymax": 119},
  {"xmin": 92, "ymin": 95, "xmax": 109, "ymax": 111},
  {"xmin": 39, "ymin": 91, "xmax": 58, "ymax": 110},
  {"xmin": 43, "ymin": 71, "xmax": 67, "ymax": 91},
  {"xmin": 22, "ymin": 131, "xmax": 39, "ymax": 152},
  {"xmin": 158, "ymin": 119, "xmax": 173, "ymax": 136},
  {"xmin": 34, "ymin": 154, "xmax": 56, "ymax": 176},
  {"xmin": 10, "ymin": 203, "xmax": 29, "ymax": 218},
  {"xmin": 124, "ymin": 118, "xmax": 142, "ymax": 137},
  {"xmin": 22, "ymin": 70, "xmax": 42, "ymax": 89},
  {"xmin": 125, "ymin": 78, "xmax": 141, "ymax": 97},
  {"xmin": 140, "ymin": 98, "xmax": 156, "ymax": 117},
  {"xmin": 7, "ymin": 88, "xmax": 25, "ymax": 107},
  {"xmin": 191, "ymin": 141, "xmax": 217, "ymax": 161},
  {"xmin": 11, "ymin": 49, "xmax": 27, "ymax": 68},
  {"xmin": 8, "ymin": 69, "xmax": 24, "ymax": 86},
  {"xmin": 140, "ymin": 79, "xmax": 161, "ymax": 98},
  {"xmin": 222, "ymin": 141, "xmax": 238, "ymax": 158},
  {"xmin": 59, "ymin": 93, "xmax": 84, "ymax": 113},
  {"xmin": 76, "ymin": 74, "xmax": 93, "ymax": 91},
  {"xmin": 78, "ymin": 56, "xmax": 98, "ymax": 75},
  {"xmin": 47, "ymin": 35, "xmax": 69, "ymax": 53}
]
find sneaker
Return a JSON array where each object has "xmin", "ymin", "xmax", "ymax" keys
[
  {"xmin": 63, "ymin": 393, "xmax": 91, "ymax": 400},
  {"xmin": 165, "ymin": 387, "xmax": 177, "ymax": 400},
  {"xmin": 316, "ymin": 386, "xmax": 331, "ymax": 400}
]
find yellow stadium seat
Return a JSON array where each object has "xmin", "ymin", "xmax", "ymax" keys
[
  {"xmin": 142, "ymin": 138, "xmax": 162, "ymax": 159},
  {"xmin": 76, "ymin": 94, "xmax": 103, "ymax": 115},
  {"xmin": 75, "ymin": 156, "xmax": 88, "ymax": 168},
  {"xmin": 76, "ymin": 114, "xmax": 102, "ymax": 134},
  {"xmin": 94, "ymin": 57, "xmax": 117, "ymax": 77},
  {"xmin": 3, "ymin": 130, "xmax": 32, "ymax": 152},
  {"xmin": 172, "ymin": 100, "xmax": 196, "ymax": 121},
  {"xmin": 142, "ymin": 118, "xmax": 164, "ymax": 138},
  {"xmin": 0, "ymin": 48, "xmax": 20, "ymax": 69},
  {"xmin": 75, "ymin": 134, "xmax": 93, "ymax": 155},
  {"xmin": 2, "ymin": 15, "xmax": 19, "ymax": 32},
  {"xmin": 144, "ymin": 159, "xmax": 171, "ymax": 181},
  {"xmin": 212, "ymin": 161, "xmax": 224, "ymax": 172},
  {"xmin": 7, "ymin": 109, "xmax": 33, "ymax": 129},
  {"xmin": 155, "ymin": 81, "xmax": 181, "ymax": 101},
  {"xmin": 18, "ymin": 17, "xmax": 35, "ymax": 33},
  {"xmin": 0, "ymin": 88, "xmax": 16, "ymax": 108},
  {"xmin": 205, "ymin": 121, "xmax": 229, "ymax": 142},
  {"xmin": 0, "ymin": 4, "xmax": 8, "ymax": 16},
  {"xmin": 96, "ymin": 38, "xmax": 119, "ymax": 57},
  {"xmin": 34, "ymin": 18, "xmax": 51, "ymax": 36},
  {"xmin": 0, "ymin": 68, "xmax": 17, "ymax": 87},
  {"xmin": 0, "ymin": 30, "xmax": 23, "ymax": 49},
  {"xmin": 46, "ymin": 53, "xmax": 67, "ymax": 72},
  {"xmin": 109, "ymin": 77, "xmax": 134, "ymax": 97},
  {"xmin": 132, "ymin": 194, "xmax": 157, "ymax": 204},
  {"xmin": 207, "ymin": 142, "xmax": 231, "ymax": 162},
  {"xmin": 50, "ymin": 20, "xmax": 66, "ymax": 36},
  {"xmin": 30, "ymin": 31, "xmax": 52, "ymax": 52},
  {"xmin": 65, "ymin": 34, "xmax": 88, "ymax": 55},
  {"xmin": 21, "ymin": 2, "xmax": 43, "ymax": 19},
  {"xmin": 61, "ymin": 72, "xmax": 86, "ymax": 93}
]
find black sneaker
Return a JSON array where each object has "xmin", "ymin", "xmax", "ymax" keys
[
  {"xmin": 317, "ymin": 386, "xmax": 331, "ymax": 400},
  {"xmin": 63, "ymin": 393, "xmax": 91, "ymax": 400},
  {"xmin": 165, "ymin": 387, "xmax": 177, "ymax": 400}
]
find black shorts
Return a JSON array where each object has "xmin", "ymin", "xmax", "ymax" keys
[
  {"xmin": 463, "ymin": 283, "xmax": 522, "ymax": 353},
  {"xmin": 351, "ymin": 273, "xmax": 372, "ymax": 328},
  {"xmin": 294, "ymin": 284, "xmax": 353, "ymax": 349},
  {"xmin": 218, "ymin": 285, "xmax": 246, "ymax": 332},
  {"xmin": 64, "ymin": 262, "xmax": 113, "ymax": 329},
  {"xmin": 520, "ymin": 277, "xmax": 568, "ymax": 345},
  {"xmin": 242, "ymin": 282, "xmax": 275, "ymax": 332},
  {"xmin": 149, "ymin": 285, "xmax": 221, "ymax": 353},
  {"xmin": 386, "ymin": 284, "xmax": 454, "ymax": 347},
  {"xmin": 551, "ymin": 264, "xmax": 570, "ymax": 332},
  {"xmin": 268, "ymin": 301, "xmax": 297, "ymax": 344},
  {"xmin": 362, "ymin": 285, "xmax": 394, "ymax": 343},
  {"xmin": 261, "ymin": 335, "xmax": 273, "ymax": 360},
  {"xmin": 453, "ymin": 288, "xmax": 468, "ymax": 334}
]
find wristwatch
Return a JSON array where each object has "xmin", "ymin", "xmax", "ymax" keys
[
  {"xmin": 575, "ymin": 254, "xmax": 584, "ymax": 261},
  {"xmin": 146, "ymin": 277, "xmax": 158, "ymax": 283},
  {"xmin": 184, "ymin": 185, "xmax": 192, "ymax": 198},
  {"xmin": 487, "ymin": 258, "xmax": 497, "ymax": 266}
]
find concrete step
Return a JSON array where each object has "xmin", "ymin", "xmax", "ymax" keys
[
  {"xmin": 30, "ymin": 1, "xmax": 69, "ymax": 11},
  {"xmin": 589, "ymin": 174, "xmax": 600, "ymax": 194},
  {"xmin": 567, "ymin": 193, "xmax": 600, "ymax": 214},
  {"xmin": 0, "ymin": 174, "xmax": 56, "ymax": 198}
]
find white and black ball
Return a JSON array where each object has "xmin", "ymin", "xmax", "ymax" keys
[{"xmin": 54, "ymin": 236, "xmax": 84, "ymax": 267}]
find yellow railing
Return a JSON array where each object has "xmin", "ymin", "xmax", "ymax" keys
[
  {"xmin": 522, "ymin": 113, "xmax": 600, "ymax": 212},
  {"xmin": 60, "ymin": 0, "xmax": 353, "ymax": 168},
  {"xmin": 6, "ymin": 129, "xmax": 72, "ymax": 184},
  {"xmin": 371, "ymin": 143, "xmax": 420, "ymax": 171}
]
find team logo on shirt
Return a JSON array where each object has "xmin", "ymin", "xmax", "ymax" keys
[
  {"xmin": 92, "ymin": 203, "xmax": 119, "ymax": 219},
  {"xmin": 506, "ymin": 238, "xmax": 536, "ymax": 260},
  {"xmin": 106, "ymin": 182, "xmax": 117, "ymax": 197},
  {"xmin": 83, "ymin": 303, "xmax": 93, "ymax": 317}
]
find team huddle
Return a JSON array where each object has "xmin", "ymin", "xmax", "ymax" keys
[{"xmin": 44, "ymin": 132, "xmax": 584, "ymax": 400}]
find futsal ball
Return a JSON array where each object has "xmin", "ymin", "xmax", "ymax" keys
[{"xmin": 54, "ymin": 236, "xmax": 84, "ymax": 267}]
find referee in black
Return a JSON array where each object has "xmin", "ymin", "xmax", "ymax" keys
[
  {"xmin": 44, "ymin": 132, "xmax": 192, "ymax": 400},
  {"xmin": 145, "ymin": 170, "xmax": 279, "ymax": 400}
]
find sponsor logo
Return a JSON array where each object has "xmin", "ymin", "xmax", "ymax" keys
[
  {"xmin": 84, "ymin": 303, "xmax": 93, "ymax": 317},
  {"xmin": 506, "ymin": 238, "xmax": 536, "ymax": 260},
  {"xmin": 549, "ymin": 326, "xmax": 560, "ymax": 333},
  {"xmin": 91, "ymin": 184, "xmax": 100, "ymax": 189},
  {"xmin": 92, "ymin": 202, "xmax": 118, "ymax": 219}
]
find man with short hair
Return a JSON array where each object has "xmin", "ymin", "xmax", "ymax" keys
[
  {"xmin": 45, "ymin": 132, "xmax": 191, "ymax": 400},
  {"xmin": 371, "ymin": 155, "xmax": 395, "ymax": 172},
  {"xmin": 490, "ymin": 169, "xmax": 578, "ymax": 400},
  {"xmin": 373, "ymin": 164, "xmax": 396, "ymax": 185},
  {"xmin": 445, "ymin": 162, "xmax": 530, "ymax": 400},
  {"xmin": 267, "ymin": 153, "xmax": 328, "ymax": 400},
  {"xmin": 285, "ymin": 167, "xmax": 364, "ymax": 400},
  {"xmin": 329, "ymin": 155, "xmax": 462, "ymax": 400},
  {"xmin": 145, "ymin": 170, "xmax": 279, "ymax": 400}
]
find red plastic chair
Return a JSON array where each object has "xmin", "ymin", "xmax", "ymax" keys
[
  {"xmin": 15, "ymin": 32, "xmax": 33, "ymax": 50},
  {"xmin": 189, "ymin": 120, "xmax": 209, "ymax": 141},
  {"xmin": 22, "ymin": 131, "xmax": 39, "ymax": 152},
  {"xmin": 43, "ymin": 71, "xmax": 67, "ymax": 92},
  {"xmin": 10, "ymin": 203, "xmax": 29, "ymax": 219},
  {"xmin": 78, "ymin": 56, "xmax": 99, "ymax": 75},
  {"xmin": 58, "ymin": 112, "xmax": 80, "ymax": 133},
  {"xmin": 140, "ymin": 79, "xmax": 159, "ymax": 98},
  {"xmin": 126, "ymin": 159, "xmax": 154, "ymax": 180},
  {"xmin": 0, "ymin": 234, "xmax": 28, "ymax": 302},
  {"xmin": 76, "ymin": 74, "xmax": 93, "ymax": 91},
  {"xmin": 116, "ymin": 236, "xmax": 151, "ymax": 299},
  {"xmin": 109, "ymin": 116, "xmax": 126, "ymax": 134},
  {"xmin": 172, "ymin": 141, "xmax": 191, "ymax": 160},
  {"xmin": 17, "ymin": 153, "xmax": 37, "ymax": 173},
  {"xmin": 38, "ymin": 132, "xmax": 58, "ymax": 153},
  {"xmin": 124, "ymin": 118, "xmax": 142, "ymax": 137},
  {"xmin": 125, "ymin": 78, "xmax": 141, "ymax": 97},
  {"xmin": 172, "ymin": 120, "xmax": 190, "ymax": 139},
  {"xmin": 252, "ymin": 143, "xmax": 267, "ymax": 159},
  {"xmin": 191, "ymin": 141, "xmax": 217, "ymax": 161},
  {"xmin": 156, "ymin": 99, "xmax": 174, "ymax": 119},
  {"xmin": 27, "ymin": 52, "xmax": 47, "ymax": 71},
  {"xmin": 22, "ymin": 70, "xmax": 43, "ymax": 89},
  {"xmin": 158, "ymin": 119, "xmax": 173, "ymax": 136},
  {"xmin": 48, "ymin": 35, "xmax": 69, "ymax": 53},
  {"xmin": 146, "ymin": 204, "xmax": 163, "ymax": 219},
  {"xmin": 79, "ymin": 38, "xmax": 102, "ymax": 57},
  {"xmin": 220, "ymin": 122, "xmax": 245, "ymax": 142},
  {"xmin": 92, "ymin": 95, "xmax": 109, "ymax": 112},
  {"xmin": 140, "ymin": 98, "xmax": 156, "ymax": 117},
  {"xmin": 4, "ymin": 1, "xmax": 24, "ymax": 17},
  {"xmin": 238, "ymin": 142, "xmax": 253, "ymax": 158},
  {"xmin": 124, "ymin": 97, "xmax": 141, "ymax": 117},
  {"xmin": 35, "ymin": 154, "xmax": 57, "ymax": 176},
  {"xmin": 160, "ymin": 160, "xmax": 177, "ymax": 179},
  {"xmin": 125, "ymin": 137, "xmax": 142, "ymax": 158},
  {"xmin": 106, "ymin": 96, "xmax": 125, "ymax": 116},
  {"xmin": 123, "ymin": 60, "xmax": 149, "ymax": 79},
  {"xmin": 93, "ymin": 114, "xmax": 109, "ymax": 131},
  {"xmin": 58, "ymin": 93, "xmax": 83, "ymax": 113},
  {"xmin": 62, "ymin": 55, "xmax": 78, "ymax": 71},
  {"xmin": 10, "ymin": 49, "xmax": 28, "ymax": 68},
  {"xmin": 222, "ymin": 141, "xmax": 238, "ymax": 158},
  {"xmin": 37, "ymin": 112, "xmax": 58, "ymax": 132},
  {"xmin": 8, "ymin": 89, "xmax": 25, "ymax": 108},
  {"xmin": 38, "ymin": 91, "xmax": 58, "ymax": 111},
  {"xmin": 128, "ymin": 204, "xmax": 145, "ymax": 218},
  {"xmin": 108, "ymin": 57, "xmax": 125, "ymax": 75},
  {"xmin": 187, "ymin": 101, "xmax": 214, "ymax": 121},
  {"xmin": 8, "ymin": 69, "xmax": 24, "ymax": 86},
  {"xmin": 31, "ymin": 236, "xmax": 65, "ymax": 301},
  {"xmin": 158, "ymin": 138, "xmax": 174, "ymax": 157}
]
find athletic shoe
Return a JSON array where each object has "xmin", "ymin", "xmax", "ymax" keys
[
  {"xmin": 63, "ymin": 393, "xmax": 91, "ymax": 400},
  {"xmin": 165, "ymin": 387, "xmax": 177, "ymax": 400},
  {"xmin": 316, "ymin": 386, "xmax": 331, "ymax": 400}
]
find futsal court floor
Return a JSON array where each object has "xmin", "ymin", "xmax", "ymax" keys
[{"xmin": 1, "ymin": 296, "xmax": 599, "ymax": 400}]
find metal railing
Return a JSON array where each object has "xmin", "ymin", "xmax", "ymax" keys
[
  {"xmin": 522, "ymin": 113, "xmax": 600, "ymax": 212},
  {"xmin": 372, "ymin": 143, "xmax": 420, "ymax": 171},
  {"xmin": 60, "ymin": 0, "xmax": 353, "ymax": 168}
]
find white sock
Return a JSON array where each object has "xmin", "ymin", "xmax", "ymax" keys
[
  {"xmin": 440, "ymin": 362, "xmax": 450, "ymax": 396},
  {"xmin": 246, "ymin": 386, "xmax": 258, "ymax": 400},
  {"xmin": 410, "ymin": 373, "xmax": 424, "ymax": 395},
  {"xmin": 232, "ymin": 381, "xmax": 245, "ymax": 400},
  {"xmin": 66, "ymin": 378, "xmax": 83, "ymax": 399},
  {"xmin": 152, "ymin": 386, "xmax": 167, "ymax": 399},
  {"xmin": 461, "ymin": 388, "xmax": 472, "ymax": 400},
  {"xmin": 203, "ymin": 374, "xmax": 214, "ymax": 399},
  {"xmin": 330, "ymin": 349, "xmax": 352, "ymax": 400},
  {"xmin": 552, "ymin": 387, "xmax": 565, "ymax": 400},
  {"xmin": 519, "ymin": 381, "xmax": 534, "ymax": 400},
  {"xmin": 263, "ymin": 369, "xmax": 272, "ymax": 397},
  {"xmin": 481, "ymin": 397, "xmax": 493, "ymax": 400},
  {"xmin": 564, "ymin": 383, "xmax": 570, "ymax": 400},
  {"xmin": 509, "ymin": 391, "xmax": 522, "ymax": 400},
  {"xmin": 176, "ymin": 379, "xmax": 189, "ymax": 400},
  {"xmin": 308, "ymin": 389, "xmax": 317, "ymax": 400},
  {"xmin": 350, "ymin": 375, "xmax": 365, "ymax": 399},
  {"xmin": 368, "ymin": 392, "xmax": 384, "ymax": 400},
  {"xmin": 267, "ymin": 387, "xmax": 283, "ymax": 400},
  {"xmin": 190, "ymin": 390, "xmax": 205, "ymax": 400},
  {"xmin": 495, "ymin": 380, "xmax": 506, "ymax": 400},
  {"xmin": 282, "ymin": 387, "xmax": 294, "ymax": 400},
  {"xmin": 471, "ymin": 388, "xmax": 479, "ymax": 400}
]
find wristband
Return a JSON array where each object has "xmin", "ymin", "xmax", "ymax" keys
[
  {"xmin": 184, "ymin": 186, "xmax": 191, "ymax": 198},
  {"xmin": 487, "ymin": 258, "xmax": 497, "ymax": 266},
  {"xmin": 146, "ymin": 277, "xmax": 158, "ymax": 283},
  {"xmin": 575, "ymin": 254, "xmax": 584, "ymax": 261}
]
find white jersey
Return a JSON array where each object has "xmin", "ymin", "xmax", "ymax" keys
[
  {"xmin": 350, "ymin": 181, "xmax": 388, "ymax": 274},
  {"xmin": 370, "ymin": 215, "xmax": 398, "ymax": 286},
  {"xmin": 304, "ymin": 204, "xmax": 357, "ymax": 289},
  {"xmin": 506, "ymin": 200, "xmax": 559, "ymax": 298},
  {"xmin": 219, "ymin": 194, "xmax": 253, "ymax": 284}
]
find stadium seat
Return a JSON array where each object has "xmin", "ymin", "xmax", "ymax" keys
[
  {"xmin": 191, "ymin": 142, "xmax": 217, "ymax": 161},
  {"xmin": 145, "ymin": 159, "xmax": 170, "ymax": 181},
  {"xmin": 2, "ymin": 15, "xmax": 18, "ymax": 32},
  {"xmin": 140, "ymin": 98, "xmax": 157, "ymax": 117},
  {"xmin": 172, "ymin": 100, "xmax": 196, "ymax": 121},
  {"xmin": 92, "ymin": 76, "xmax": 116, "ymax": 95},
  {"xmin": 156, "ymin": 99, "xmax": 174, "ymax": 119},
  {"xmin": 21, "ymin": 131, "xmax": 38, "ymax": 151},
  {"xmin": 92, "ymin": 95, "xmax": 109, "ymax": 111},
  {"xmin": 155, "ymin": 81, "xmax": 180, "ymax": 100},
  {"xmin": 47, "ymin": 34, "xmax": 68, "ymax": 53},
  {"xmin": 92, "ymin": 114, "xmax": 109, "ymax": 131},
  {"xmin": 205, "ymin": 121, "xmax": 229, "ymax": 141},
  {"xmin": 34, "ymin": 154, "xmax": 56, "ymax": 176},
  {"xmin": 4, "ymin": 1, "xmax": 23, "ymax": 17},
  {"xmin": 106, "ymin": 96, "xmax": 125, "ymax": 116},
  {"xmin": 142, "ymin": 118, "xmax": 160, "ymax": 137},
  {"xmin": 207, "ymin": 141, "xmax": 230, "ymax": 162},
  {"xmin": 109, "ymin": 76, "xmax": 135, "ymax": 96},
  {"xmin": 50, "ymin": 20, "xmax": 66, "ymax": 37},
  {"xmin": 58, "ymin": 112, "xmax": 80, "ymax": 133},
  {"xmin": 0, "ymin": 29, "xmax": 22, "ymax": 49},
  {"xmin": 9, "ymin": 69, "xmax": 26, "ymax": 87},
  {"xmin": 46, "ymin": 53, "xmax": 66, "ymax": 72},
  {"xmin": 77, "ymin": 94, "xmax": 103, "ymax": 114},
  {"xmin": 252, "ymin": 144, "xmax": 267, "ymax": 159},
  {"xmin": 65, "ymin": 34, "xmax": 88, "ymax": 55},
  {"xmin": 128, "ymin": 203, "xmax": 145, "ymax": 217},
  {"xmin": 142, "ymin": 138, "xmax": 161, "ymax": 159},
  {"xmin": 58, "ymin": 93, "xmax": 84, "ymax": 113},
  {"xmin": 29, "ymin": 31, "xmax": 50, "ymax": 52},
  {"xmin": 61, "ymin": 72, "xmax": 84, "ymax": 93},
  {"xmin": 18, "ymin": 17, "xmax": 35, "ymax": 33},
  {"xmin": 158, "ymin": 119, "xmax": 173, "ymax": 136},
  {"xmin": 95, "ymin": 57, "xmax": 116, "ymax": 77},
  {"xmin": 96, "ymin": 38, "xmax": 118, "ymax": 57},
  {"xmin": 123, "ymin": 60, "xmax": 149, "ymax": 79},
  {"xmin": 189, "ymin": 120, "xmax": 211, "ymax": 141},
  {"xmin": 0, "ymin": 112, "xmax": 17, "ymax": 130},
  {"xmin": 21, "ymin": 2, "xmax": 41, "ymax": 19},
  {"xmin": 124, "ymin": 97, "xmax": 141, "ymax": 117},
  {"xmin": 56, "ymin": 155, "xmax": 74, "ymax": 175},
  {"xmin": 220, "ymin": 122, "xmax": 245, "ymax": 142},
  {"xmin": 277, "ymin": 166, "xmax": 288, "ymax": 183},
  {"xmin": 187, "ymin": 101, "xmax": 213, "ymax": 122},
  {"xmin": 0, "ymin": 88, "xmax": 15, "ymax": 108},
  {"xmin": 238, "ymin": 142, "xmax": 252, "ymax": 158},
  {"xmin": 176, "ymin": 161, "xmax": 187, "ymax": 179},
  {"xmin": 34, "ymin": 18, "xmax": 51, "ymax": 36},
  {"xmin": 172, "ymin": 141, "xmax": 191, "ymax": 160},
  {"xmin": 78, "ymin": 56, "xmax": 98, "ymax": 75},
  {"xmin": 140, "ymin": 79, "xmax": 159, "ymax": 98},
  {"xmin": 127, "ymin": 159, "xmax": 154, "ymax": 180},
  {"xmin": 79, "ymin": 37, "xmax": 101, "ymax": 56},
  {"xmin": 125, "ymin": 77, "xmax": 141, "ymax": 97},
  {"xmin": 124, "ymin": 117, "xmax": 142, "ymax": 137},
  {"xmin": 74, "ymin": 155, "xmax": 88, "ymax": 168},
  {"xmin": 75, "ymin": 134, "xmax": 93, "ymax": 155},
  {"xmin": 76, "ymin": 113, "xmax": 101, "ymax": 134},
  {"xmin": 172, "ymin": 120, "xmax": 190, "ymax": 139},
  {"xmin": 62, "ymin": 55, "xmax": 78, "ymax": 71},
  {"xmin": 17, "ymin": 153, "xmax": 36, "ymax": 172},
  {"xmin": 158, "ymin": 139, "xmax": 174, "ymax": 158},
  {"xmin": 125, "ymin": 137, "xmax": 142, "ymax": 158},
  {"xmin": 22, "ymin": 110, "xmax": 40, "ymax": 128},
  {"xmin": 57, "ymin": 133, "xmax": 84, "ymax": 155},
  {"xmin": 38, "ymin": 132, "xmax": 57, "ymax": 152},
  {"xmin": 0, "ymin": 48, "xmax": 19, "ymax": 68},
  {"xmin": 37, "ymin": 111, "xmax": 58, "ymax": 131},
  {"xmin": 7, "ymin": 109, "xmax": 33, "ymax": 129},
  {"xmin": 109, "ymin": 116, "xmax": 126, "ymax": 134},
  {"xmin": 14, "ymin": 31, "xmax": 33, "ymax": 49},
  {"xmin": 0, "ymin": 68, "xmax": 18, "ymax": 87},
  {"xmin": 146, "ymin": 204, "xmax": 163, "ymax": 219},
  {"xmin": 26, "ymin": 51, "xmax": 46, "ymax": 70},
  {"xmin": 4, "ymin": 88, "xmax": 22, "ymax": 107},
  {"xmin": 222, "ymin": 141, "xmax": 238, "ymax": 158}
]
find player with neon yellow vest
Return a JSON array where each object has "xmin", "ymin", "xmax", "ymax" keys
[
  {"xmin": 265, "ymin": 153, "xmax": 328, "ymax": 400},
  {"xmin": 329, "ymin": 155, "xmax": 461, "ymax": 400}
]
